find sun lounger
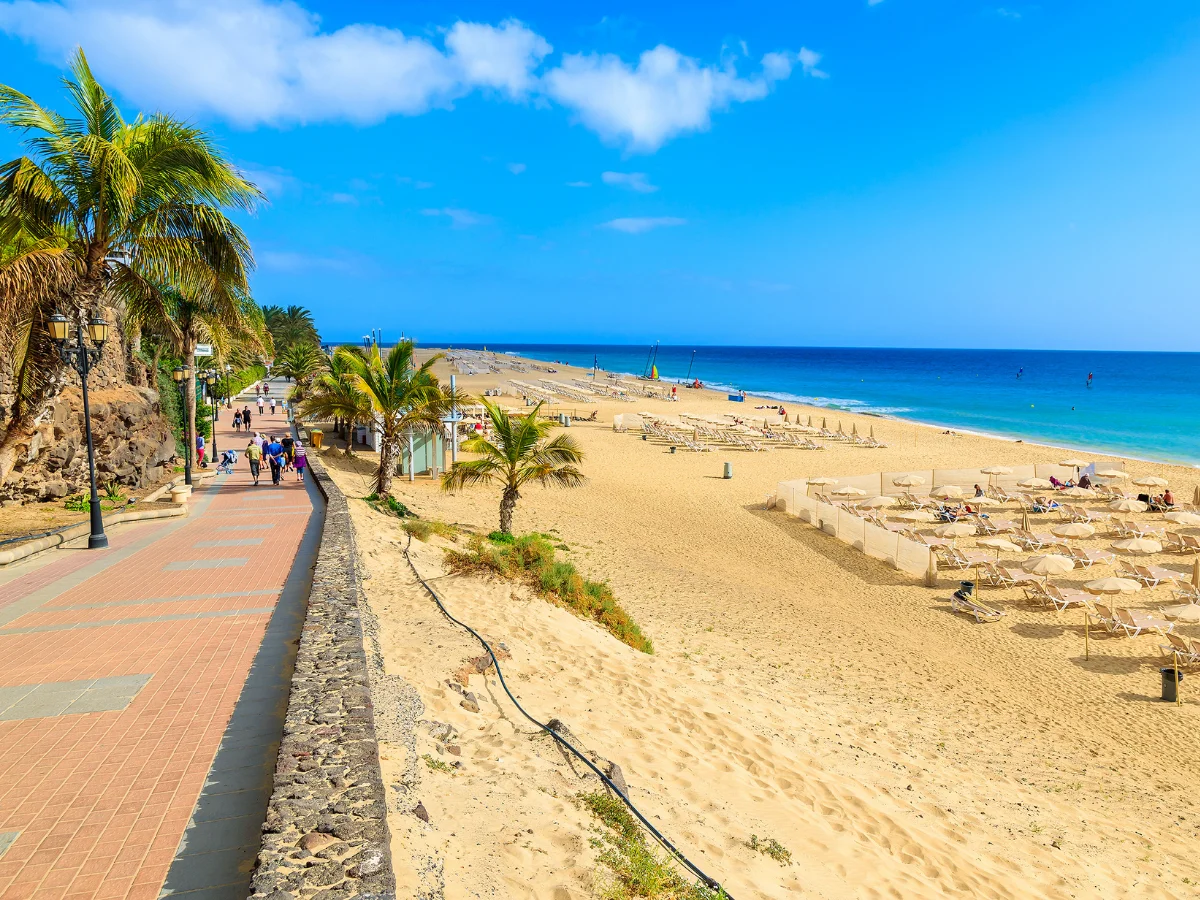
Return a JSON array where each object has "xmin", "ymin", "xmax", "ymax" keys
[
  {"xmin": 978, "ymin": 517, "xmax": 1016, "ymax": 535},
  {"xmin": 996, "ymin": 565, "xmax": 1042, "ymax": 587},
  {"xmin": 1160, "ymin": 633, "xmax": 1200, "ymax": 666},
  {"xmin": 1090, "ymin": 603, "xmax": 1120, "ymax": 633},
  {"xmin": 950, "ymin": 588, "xmax": 1005, "ymax": 622},
  {"xmin": 1067, "ymin": 546, "xmax": 1114, "ymax": 568},
  {"xmin": 1112, "ymin": 607, "xmax": 1174, "ymax": 638},
  {"xmin": 1134, "ymin": 564, "xmax": 1184, "ymax": 587},
  {"xmin": 935, "ymin": 547, "xmax": 990, "ymax": 569},
  {"xmin": 1162, "ymin": 531, "xmax": 1188, "ymax": 553},
  {"xmin": 1044, "ymin": 584, "xmax": 1090, "ymax": 611},
  {"xmin": 1171, "ymin": 581, "xmax": 1200, "ymax": 603}
]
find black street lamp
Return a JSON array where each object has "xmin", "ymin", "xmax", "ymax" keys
[
  {"xmin": 205, "ymin": 371, "xmax": 218, "ymax": 457},
  {"xmin": 47, "ymin": 312, "xmax": 110, "ymax": 550},
  {"xmin": 172, "ymin": 365, "xmax": 193, "ymax": 486}
]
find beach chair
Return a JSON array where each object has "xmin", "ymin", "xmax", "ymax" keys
[
  {"xmin": 1162, "ymin": 531, "xmax": 1188, "ymax": 553},
  {"xmin": 1183, "ymin": 535, "xmax": 1200, "ymax": 553},
  {"xmin": 1112, "ymin": 608, "xmax": 1174, "ymax": 638},
  {"xmin": 995, "ymin": 565, "xmax": 1042, "ymax": 587},
  {"xmin": 1090, "ymin": 603, "xmax": 1120, "ymax": 633},
  {"xmin": 935, "ymin": 546, "xmax": 989, "ymax": 569},
  {"xmin": 978, "ymin": 517, "xmax": 1016, "ymax": 535},
  {"xmin": 1044, "ymin": 584, "xmax": 1090, "ymax": 611},
  {"xmin": 1171, "ymin": 581, "xmax": 1200, "ymax": 603},
  {"xmin": 1160, "ymin": 633, "xmax": 1200, "ymax": 666},
  {"xmin": 1134, "ymin": 564, "xmax": 1184, "ymax": 587},
  {"xmin": 1067, "ymin": 546, "xmax": 1114, "ymax": 568},
  {"xmin": 950, "ymin": 588, "xmax": 1005, "ymax": 623}
]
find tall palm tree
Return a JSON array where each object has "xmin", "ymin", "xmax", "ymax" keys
[
  {"xmin": 442, "ymin": 400, "xmax": 585, "ymax": 535},
  {"xmin": 0, "ymin": 49, "xmax": 261, "ymax": 482},
  {"xmin": 263, "ymin": 304, "xmax": 319, "ymax": 353},
  {"xmin": 275, "ymin": 342, "xmax": 325, "ymax": 386},
  {"xmin": 301, "ymin": 341, "xmax": 444, "ymax": 499}
]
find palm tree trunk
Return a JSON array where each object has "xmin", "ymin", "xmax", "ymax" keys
[
  {"xmin": 183, "ymin": 336, "xmax": 197, "ymax": 466},
  {"xmin": 376, "ymin": 428, "xmax": 397, "ymax": 499},
  {"xmin": 128, "ymin": 324, "xmax": 145, "ymax": 387},
  {"xmin": 499, "ymin": 486, "xmax": 520, "ymax": 534}
]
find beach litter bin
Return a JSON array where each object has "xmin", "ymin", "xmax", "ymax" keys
[
  {"xmin": 723, "ymin": 462, "xmax": 733, "ymax": 479},
  {"xmin": 310, "ymin": 429, "xmax": 323, "ymax": 449},
  {"xmin": 1161, "ymin": 667, "xmax": 1183, "ymax": 703},
  {"xmin": 958, "ymin": 580, "xmax": 974, "ymax": 596}
]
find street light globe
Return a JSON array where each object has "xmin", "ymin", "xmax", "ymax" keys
[
  {"xmin": 172, "ymin": 366, "xmax": 185, "ymax": 383},
  {"xmin": 87, "ymin": 317, "xmax": 109, "ymax": 345},
  {"xmin": 206, "ymin": 373, "xmax": 216, "ymax": 385},
  {"xmin": 47, "ymin": 313, "xmax": 69, "ymax": 343}
]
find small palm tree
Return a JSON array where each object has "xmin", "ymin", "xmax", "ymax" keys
[
  {"xmin": 442, "ymin": 400, "xmax": 584, "ymax": 535},
  {"xmin": 297, "ymin": 348, "xmax": 370, "ymax": 449},
  {"xmin": 275, "ymin": 342, "xmax": 325, "ymax": 385},
  {"xmin": 301, "ymin": 341, "xmax": 443, "ymax": 499}
]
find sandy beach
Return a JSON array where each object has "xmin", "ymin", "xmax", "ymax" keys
[{"xmin": 316, "ymin": 349, "xmax": 1200, "ymax": 899}]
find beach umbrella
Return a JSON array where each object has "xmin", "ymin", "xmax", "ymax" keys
[
  {"xmin": 1194, "ymin": 485, "xmax": 1200, "ymax": 506},
  {"xmin": 1111, "ymin": 538, "xmax": 1163, "ymax": 554},
  {"xmin": 832, "ymin": 485, "xmax": 867, "ymax": 498},
  {"xmin": 931, "ymin": 485, "xmax": 964, "ymax": 499},
  {"xmin": 1023, "ymin": 554, "xmax": 1075, "ymax": 576},
  {"xmin": 1085, "ymin": 576, "xmax": 1142, "ymax": 595},
  {"xmin": 978, "ymin": 537, "xmax": 1021, "ymax": 553},
  {"xmin": 1164, "ymin": 511, "xmax": 1200, "ymax": 526},
  {"xmin": 1095, "ymin": 469, "xmax": 1128, "ymax": 479},
  {"xmin": 1018, "ymin": 477, "xmax": 1053, "ymax": 489},
  {"xmin": 859, "ymin": 495, "xmax": 897, "ymax": 509},
  {"xmin": 1161, "ymin": 603, "xmax": 1200, "ymax": 624},
  {"xmin": 1059, "ymin": 458, "xmax": 1090, "ymax": 470},
  {"xmin": 895, "ymin": 510, "xmax": 936, "ymax": 523},
  {"xmin": 808, "ymin": 415, "xmax": 813, "ymax": 426},
  {"xmin": 1133, "ymin": 476, "xmax": 1169, "ymax": 489},
  {"xmin": 981, "ymin": 465, "xmax": 1013, "ymax": 475},
  {"xmin": 1109, "ymin": 498, "xmax": 1148, "ymax": 513},
  {"xmin": 852, "ymin": 422, "xmax": 858, "ymax": 436},
  {"xmin": 1060, "ymin": 487, "xmax": 1096, "ymax": 499},
  {"xmin": 892, "ymin": 474, "xmax": 925, "ymax": 487},
  {"xmin": 935, "ymin": 522, "xmax": 977, "ymax": 537},
  {"xmin": 870, "ymin": 425, "xmax": 875, "ymax": 440},
  {"xmin": 822, "ymin": 417, "xmax": 827, "ymax": 430},
  {"xmin": 838, "ymin": 420, "xmax": 844, "ymax": 434},
  {"xmin": 1053, "ymin": 522, "xmax": 1096, "ymax": 539},
  {"xmin": 1021, "ymin": 510, "xmax": 1031, "ymax": 531}
]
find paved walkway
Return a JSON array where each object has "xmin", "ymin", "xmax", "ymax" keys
[{"xmin": 0, "ymin": 381, "xmax": 321, "ymax": 900}]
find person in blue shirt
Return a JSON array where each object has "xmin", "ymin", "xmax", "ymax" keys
[
  {"xmin": 265, "ymin": 436, "xmax": 285, "ymax": 485},
  {"xmin": 196, "ymin": 433, "xmax": 206, "ymax": 467}
]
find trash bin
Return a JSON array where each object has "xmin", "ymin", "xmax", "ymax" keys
[
  {"xmin": 723, "ymin": 462, "xmax": 733, "ymax": 479},
  {"xmin": 1161, "ymin": 667, "xmax": 1184, "ymax": 703},
  {"xmin": 310, "ymin": 429, "xmax": 323, "ymax": 449},
  {"xmin": 959, "ymin": 580, "xmax": 975, "ymax": 596},
  {"xmin": 669, "ymin": 446, "xmax": 676, "ymax": 454}
]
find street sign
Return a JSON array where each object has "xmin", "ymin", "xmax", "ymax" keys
[{"xmin": 195, "ymin": 343, "xmax": 213, "ymax": 356}]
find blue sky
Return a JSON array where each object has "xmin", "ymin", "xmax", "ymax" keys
[{"xmin": 2, "ymin": 1, "xmax": 1199, "ymax": 349}]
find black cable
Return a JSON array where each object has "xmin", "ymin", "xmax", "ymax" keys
[{"xmin": 401, "ymin": 535, "xmax": 730, "ymax": 897}]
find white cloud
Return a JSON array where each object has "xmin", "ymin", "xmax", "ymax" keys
[
  {"xmin": 602, "ymin": 216, "xmax": 686, "ymax": 234},
  {"xmin": 237, "ymin": 163, "xmax": 296, "ymax": 198},
  {"xmin": 507, "ymin": 162, "xmax": 527, "ymax": 174},
  {"xmin": 545, "ymin": 44, "xmax": 819, "ymax": 151},
  {"xmin": 868, "ymin": 0, "xmax": 886, "ymax": 6},
  {"xmin": 0, "ymin": 1, "xmax": 821, "ymax": 150},
  {"xmin": 601, "ymin": 171, "xmax": 657, "ymax": 193},
  {"xmin": 566, "ymin": 181, "xmax": 592, "ymax": 187},
  {"xmin": 421, "ymin": 207, "xmax": 491, "ymax": 227},
  {"xmin": 0, "ymin": 1, "xmax": 550, "ymax": 126},
  {"xmin": 329, "ymin": 192, "xmax": 358, "ymax": 205}
]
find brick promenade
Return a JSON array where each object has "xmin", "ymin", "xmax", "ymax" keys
[{"xmin": 0, "ymin": 383, "xmax": 321, "ymax": 900}]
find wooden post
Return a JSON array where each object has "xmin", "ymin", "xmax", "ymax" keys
[
  {"xmin": 1084, "ymin": 608, "xmax": 1089, "ymax": 660},
  {"xmin": 1176, "ymin": 652, "xmax": 1183, "ymax": 707}
]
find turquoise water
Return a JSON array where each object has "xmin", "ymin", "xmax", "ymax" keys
[{"xmin": 438, "ymin": 343, "xmax": 1199, "ymax": 465}]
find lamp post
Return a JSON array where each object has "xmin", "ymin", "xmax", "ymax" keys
[
  {"xmin": 172, "ymin": 365, "xmax": 193, "ymax": 486},
  {"xmin": 224, "ymin": 364, "xmax": 233, "ymax": 409},
  {"xmin": 205, "ymin": 372, "xmax": 218, "ymax": 457},
  {"xmin": 47, "ymin": 312, "xmax": 110, "ymax": 550}
]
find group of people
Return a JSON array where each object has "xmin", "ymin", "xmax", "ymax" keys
[{"xmin": 243, "ymin": 432, "xmax": 306, "ymax": 485}]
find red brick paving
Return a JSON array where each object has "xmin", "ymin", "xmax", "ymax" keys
[{"xmin": 0, "ymin": 401, "xmax": 314, "ymax": 899}]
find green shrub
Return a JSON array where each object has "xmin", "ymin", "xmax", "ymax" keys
[
  {"xmin": 402, "ymin": 518, "xmax": 459, "ymax": 542},
  {"xmin": 363, "ymin": 493, "xmax": 411, "ymax": 517},
  {"xmin": 747, "ymin": 834, "xmax": 792, "ymax": 865},
  {"xmin": 488, "ymin": 530, "xmax": 515, "ymax": 544},
  {"xmin": 579, "ymin": 791, "xmax": 723, "ymax": 900},
  {"xmin": 446, "ymin": 534, "xmax": 652, "ymax": 654}
]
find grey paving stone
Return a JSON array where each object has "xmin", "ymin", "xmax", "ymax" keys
[
  {"xmin": 0, "ymin": 675, "xmax": 152, "ymax": 720},
  {"xmin": 162, "ymin": 558, "xmax": 249, "ymax": 571},
  {"xmin": 0, "ymin": 832, "xmax": 18, "ymax": 858},
  {"xmin": 53, "ymin": 589, "xmax": 280, "ymax": 612}
]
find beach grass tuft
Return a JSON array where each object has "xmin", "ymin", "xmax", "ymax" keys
[
  {"xmin": 446, "ymin": 533, "xmax": 653, "ymax": 654},
  {"xmin": 579, "ymin": 791, "xmax": 724, "ymax": 900},
  {"xmin": 747, "ymin": 834, "xmax": 792, "ymax": 865},
  {"xmin": 363, "ymin": 492, "xmax": 412, "ymax": 518},
  {"xmin": 403, "ymin": 518, "xmax": 460, "ymax": 542}
]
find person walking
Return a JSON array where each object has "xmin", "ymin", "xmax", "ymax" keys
[
  {"xmin": 243, "ymin": 406, "xmax": 252, "ymax": 431},
  {"xmin": 265, "ymin": 435, "xmax": 284, "ymax": 485},
  {"xmin": 246, "ymin": 438, "xmax": 262, "ymax": 485},
  {"xmin": 281, "ymin": 433, "xmax": 295, "ymax": 471},
  {"xmin": 293, "ymin": 441, "xmax": 307, "ymax": 482},
  {"xmin": 196, "ymin": 432, "xmax": 206, "ymax": 468},
  {"xmin": 270, "ymin": 396, "xmax": 277, "ymax": 415},
  {"xmin": 233, "ymin": 409, "xmax": 242, "ymax": 432},
  {"xmin": 257, "ymin": 394, "xmax": 265, "ymax": 417}
]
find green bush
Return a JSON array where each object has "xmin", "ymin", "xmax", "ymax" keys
[
  {"xmin": 488, "ymin": 530, "xmax": 515, "ymax": 544},
  {"xmin": 447, "ymin": 534, "xmax": 653, "ymax": 654},
  {"xmin": 579, "ymin": 791, "xmax": 723, "ymax": 900},
  {"xmin": 402, "ymin": 519, "xmax": 460, "ymax": 542},
  {"xmin": 363, "ymin": 493, "xmax": 411, "ymax": 517}
]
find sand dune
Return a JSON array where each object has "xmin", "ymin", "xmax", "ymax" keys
[{"xmin": 318, "ymin": 351, "xmax": 1200, "ymax": 898}]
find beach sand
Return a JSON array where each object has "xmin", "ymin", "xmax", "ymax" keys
[{"xmin": 317, "ymin": 350, "xmax": 1200, "ymax": 899}]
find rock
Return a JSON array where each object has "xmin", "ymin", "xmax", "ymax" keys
[
  {"xmin": 39, "ymin": 480, "xmax": 71, "ymax": 500},
  {"xmin": 412, "ymin": 802, "xmax": 429, "ymax": 823},
  {"xmin": 299, "ymin": 831, "xmax": 338, "ymax": 853},
  {"xmin": 350, "ymin": 848, "xmax": 386, "ymax": 878},
  {"xmin": 445, "ymin": 744, "xmax": 461, "ymax": 757},
  {"xmin": 603, "ymin": 761, "xmax": 629, "ymax": 799},
  {"xmin": 460, "ymin": 697, "xmax": 480, "ymax": 714}
]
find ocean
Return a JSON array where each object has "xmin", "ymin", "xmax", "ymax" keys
[{"xmin": 433, "ymin": 343, "xmax": 1199, "ymax": 466}]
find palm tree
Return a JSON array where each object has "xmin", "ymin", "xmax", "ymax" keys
[
  {"xmin": 0, "ymin": 49, "xmax": 261, "ymax": 483},
  {"xmin": 275, "ymin": 342, "xmax": 325, "ymax": 386},
  {"xmin": 442, "ymin": 400, "xmax": 585, "ymax": 535},
  {"xmin": 263, "ymin": 304, "xmax": 319, "ymax": 353},
  {"xmin": 300, "ymin": 341, "xmax": 444, "ymax": 499},
  {"xmin": 297, "ymin": 349, "xmax": 370, "ymax": 452}
]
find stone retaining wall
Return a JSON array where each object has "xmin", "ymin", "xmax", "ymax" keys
[{"xmin": 249, "ymin": 448, "xmax": 397, "ymax": 899}]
